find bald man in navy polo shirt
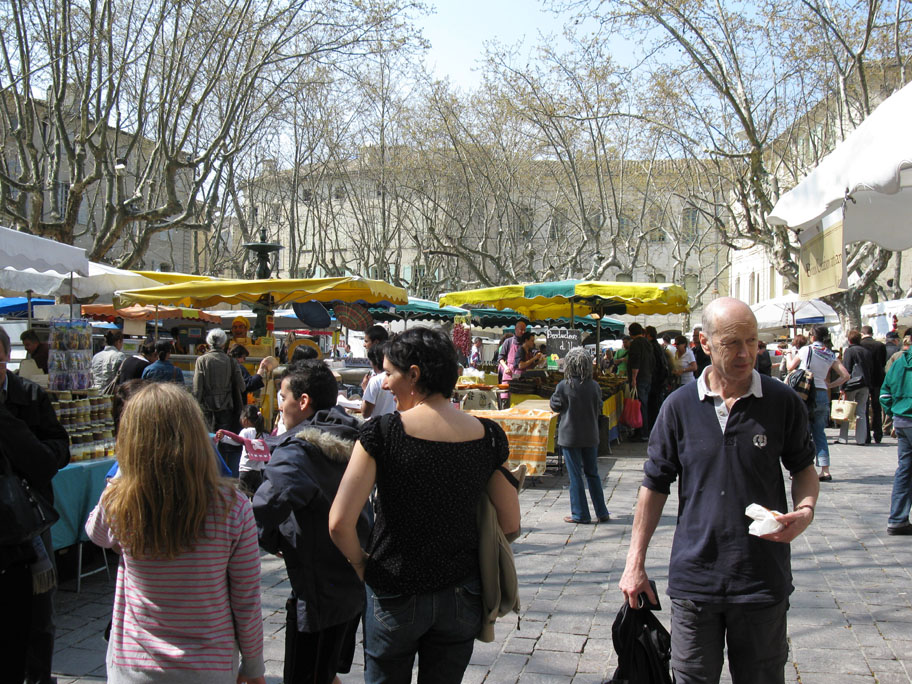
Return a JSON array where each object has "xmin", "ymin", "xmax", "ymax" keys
[{"xmin": 619, "ymin": 297, "xmax": 819, "ymax": 684}]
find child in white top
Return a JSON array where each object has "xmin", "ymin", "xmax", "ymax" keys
[{"xmin": 217, "ymin": 405, "xmax": 268, "ymax": 497}]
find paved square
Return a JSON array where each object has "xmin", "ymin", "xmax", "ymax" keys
[{"xmin": 52, "ymin": 427, "xmax": 912, "ymax": 683}]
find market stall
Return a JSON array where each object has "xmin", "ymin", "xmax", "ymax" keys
[
  {"xmin": 860, "ymin": 297, "xmax": 912, "ymax": 336},
  {"xmin": 369, "ymin": 297, "xmax": 469, "ymax": 325},
  {"xmin": 439, "ymin": 280, "xmax": 689, "ymax": 472},
  {"xmin": 750, "ymin": 294, "xmax": 839, "ymax": 333},
  {"xmin": 115, "ymin": 276, "xmax": 409, "ymax": 423}
]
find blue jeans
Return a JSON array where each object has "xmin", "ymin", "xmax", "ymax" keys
[
  {"xmin": 810, "ymin": 389, "xmax": 831, "ymax": 466},
  {"xmin": 888, "ymin": 427, "xmax": 912, "ymax": 527},
  {"xmin": 562, "ymin": 446, "xmax": 609, "ymax": 522},
  {"xmin": 363, "ymin": 577, "xmax": 482, "ymax": 684}
]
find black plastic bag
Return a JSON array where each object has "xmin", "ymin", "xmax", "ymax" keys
[{"xmin": 604, "ymin": 591, "xmax": 673, "ymax": 684}]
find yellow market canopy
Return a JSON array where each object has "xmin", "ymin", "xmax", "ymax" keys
[
  {"xmin": 439, "ymin": 280, "xmax": 690, "ymax": 317},
  {"xmin": 131, "ymin": 270, "xmax": 226, "ymax": 285},
  {"xmin": 114, "ymin": 276, "xmax": 408, "ymax": 309}
]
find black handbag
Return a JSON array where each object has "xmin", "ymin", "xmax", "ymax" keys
[
  {"xmin": 0, "ymin": 454, "xmax": 60, "ymax": 546},
  {"xmin": 843, "ymin": 364, "xmax": 865, "ymax": 393}
]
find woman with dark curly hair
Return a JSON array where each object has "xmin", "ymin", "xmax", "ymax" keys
[{"xmin": 329, "ymin": 327, "xmax": 520, "ymax": 683}]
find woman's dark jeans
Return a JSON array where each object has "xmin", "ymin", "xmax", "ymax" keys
[{"xmin": 363, "ymin": 576, "xmax": 482, "ymax": 684}]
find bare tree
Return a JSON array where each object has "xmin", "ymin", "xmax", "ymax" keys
[
  {"xmin": 0, "ymin": 0, "xmax": 426, "ymax": 271},
  {"xmin": 555, "ymin": 0, "xmax": 911, "ymax": 327}
]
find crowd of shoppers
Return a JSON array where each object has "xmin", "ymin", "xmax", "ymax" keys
[{"xmin": 8, "ymin": 309, "xmax": 912, "ymax": 683}]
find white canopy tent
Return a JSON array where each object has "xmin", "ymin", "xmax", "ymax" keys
[
  {"xmin": 0, "ymin": 226, "xmax": 89, "ymax": 276},
  {"xmin": 860, "ymin": 297, "xmax": 912, "ymax": 336},
  {"xmin": 750, "ymin": 294, "xmax": 839, "ymax": 332},
  {"xmin": 0, "ymin": 226, "xmax": 89, "ymax": 324},
  {"xmin": 768, "ymin": 82, "xmax": 912, "ymax": 253},
  {"xmin": 0, "ymin": 262, "xmax": 159, "ymax": 301}
]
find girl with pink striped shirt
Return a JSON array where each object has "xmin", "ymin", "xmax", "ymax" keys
[{"xmin": 86, "ymin": 382, "xmax": 265, "ymax": 683}]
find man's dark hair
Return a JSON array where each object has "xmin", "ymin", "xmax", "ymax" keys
[
  {"xmin": 20, "ymin": 330, "xmax": 39, "ymax": 344},
  {"xmin": 367, "ymin": 341, "xmax": 386, "ymax": 371},
  {"xmin": 229, "ymin": 344, "xmax": 249, "ymax": 359},
  {"xmin": 0, "ymin": 327, "xmax": 10, "ymax": 355},
  {"xmin": 104, "ymin": 330, "xmax": 124, "ymax": 346},
  {"xmin": 661, "ymin": 333, "xmax": 672, "ymax": 344},
  {"xmin": 628, "ymin": 322, "xmax": 644, "ymax": 336},
  {"xmin": 155, "ymin": 340, "xmax": 174, "ymax": 359},
  {"xmin": 645, "ymin": 326, "xmax": 658, "ymax": 339},
  {"xmin": 385, "ymin": 327, "xmax": 459, "ymax": 398},
  {"xmin": 284, "ymin": 360, "xmax": 338, "ymax": 411},
  {"xmin": 365, "ymin": 325, "xmax": 389, "ymax": 345},
  {"xmin": 811, "ymin": 325, "xmax": 829, "ymax": 343},
  {"xmin": 860, "ymin": 325, "xmax": 873, "ymax": 336},
  {"xmin": 291, "ymin": 344, "xmax": 319, "ymax": 363},
  {"xmin": 140, "ymin": 338, "xmax": 157, "ymax": 356},
  {"xmin": 519, "ymin": 332, "xmax": 534, "ymax": 344}
]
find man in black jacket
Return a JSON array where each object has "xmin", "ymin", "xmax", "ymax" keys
[
  {"xmin": 627, "ymin": 323, "xmax": 655, "ymax": 442},
  {"xmin": 0, "ymin": 327, "xmax": 70, "ymax": 684},
  {"xmin": 860, "ymin": 326, "xmax": 887, "ymax": 443},
  {"xmin": 645, "ymin": 326, "xmax": 670, "ymax": 433},
  {"xmin": 253, "ymin": 361, "xmax": 370, "ymax": 684},
  {"xmin": 118, "ymin": 338, "xmax": 156, "ymax": 382}
]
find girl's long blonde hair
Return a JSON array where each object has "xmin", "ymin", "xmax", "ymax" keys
[{"xmin": 101, "ymin": 382, "xmax": 231, "ymax": 559}]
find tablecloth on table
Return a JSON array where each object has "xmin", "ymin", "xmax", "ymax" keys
[
  {"xmin": 51, "ymin": 458, "xmax": 115, "ymax": 550},
  {"xmin": 468, "ymin": 408, "xmax": 557, "ymax": 476}
]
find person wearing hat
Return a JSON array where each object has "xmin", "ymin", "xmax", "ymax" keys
[
  {"xmin": 231, "ymin": 316, "xmax": 255, "ymax": 348},
  {"xmin": 885, "ymin": 331, "xmax": 901, "ymax": 362}
]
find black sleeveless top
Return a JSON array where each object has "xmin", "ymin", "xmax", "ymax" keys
[{"xmin": 359, "ymin": 413, "xmax": 509, "ymax": 594}]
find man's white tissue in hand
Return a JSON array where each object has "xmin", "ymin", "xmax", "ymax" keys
[{"xmin": 745, "ymin": 503, "xmax": 784, "ymax": 536}]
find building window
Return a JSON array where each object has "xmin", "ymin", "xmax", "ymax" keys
[
  {"xmin": 681, "ymin": 206, "xmax": 699, "ymax": 240},
  {"xmin": 650, "ymin": 273, "xmax": 666, "ymax": 283},
  {"xmin": 648, "ymin": 229, "xmax": 666, "ymax": 242},
  {"xmin": 332, "ymin": 184, "xmax": 346, "ymax": 201},
  {"xmin": 684, "ymin": 273, "xmax": 699, "ymax": 295},
  {"xmin": 549, "ymin": 209, "xmax": 565, "ymax": 241},
  {"xmin": 618, "ymin": 215, "xmax": 632, "ymax": 238},
  {"xmin": 616, "ymin": 272, "xmax": 633, "ymax": 282},
  {"xmin": 517, "ymin": 205, "xmax": 533, "ymax": 235}
]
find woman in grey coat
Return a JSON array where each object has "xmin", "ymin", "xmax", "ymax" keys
[{"xmin": 550, "ymin": 347, "xmax": 610, "ymax": 524}]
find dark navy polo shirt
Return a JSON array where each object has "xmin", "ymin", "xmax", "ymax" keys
[{"xmin": 642, "ymin": 373, "xmax": 815, "ymax": 604}]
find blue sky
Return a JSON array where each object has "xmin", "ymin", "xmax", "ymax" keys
[{"xmin": 418, "ymin": 0, "xmax": 566, "ymax": 91}]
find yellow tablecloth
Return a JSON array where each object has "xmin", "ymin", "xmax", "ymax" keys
[{"xmin": 468, "ymin": 407, "xmax": 557, "ymax": 476}]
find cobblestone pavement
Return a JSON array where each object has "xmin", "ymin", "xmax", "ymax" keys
[{"xmin": 52, "ymin": 426, "xmax": 912, "ymax": 683}]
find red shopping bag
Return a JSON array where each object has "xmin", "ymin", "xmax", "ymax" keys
[{"xmin": 621, "ymin": 396, "xmax": 643, "ymax": 429}]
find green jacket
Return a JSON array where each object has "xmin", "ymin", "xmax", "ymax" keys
[{"xmin": 880, "ymin": 349, "xmax": 912, "ymax": 419}]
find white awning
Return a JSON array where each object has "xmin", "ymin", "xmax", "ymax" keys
[{"xmin": 0, "ymin": 226, "xmax": 88, "ymax": 276}]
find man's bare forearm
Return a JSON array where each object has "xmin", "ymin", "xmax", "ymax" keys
[{"xmin": 626, "ymin": 486, "xmax": 668, "ymax": 568}]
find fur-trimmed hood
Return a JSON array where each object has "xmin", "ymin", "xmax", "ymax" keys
[
  {"xmin": 294, "ymin": 426, "xmax": 356, "ymax": 463},
  {"xmin": 268, "ymin": 406, "xmax": 361, "ymax": 463}
]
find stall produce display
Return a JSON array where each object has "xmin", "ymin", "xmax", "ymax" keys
[
  {"xmin": 47, "ymin": 319, "xmax": 93, "ymax": 390},
  {"xmin": 51, "ymin": 394, "xmax": 115, "ymax": 461}
]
